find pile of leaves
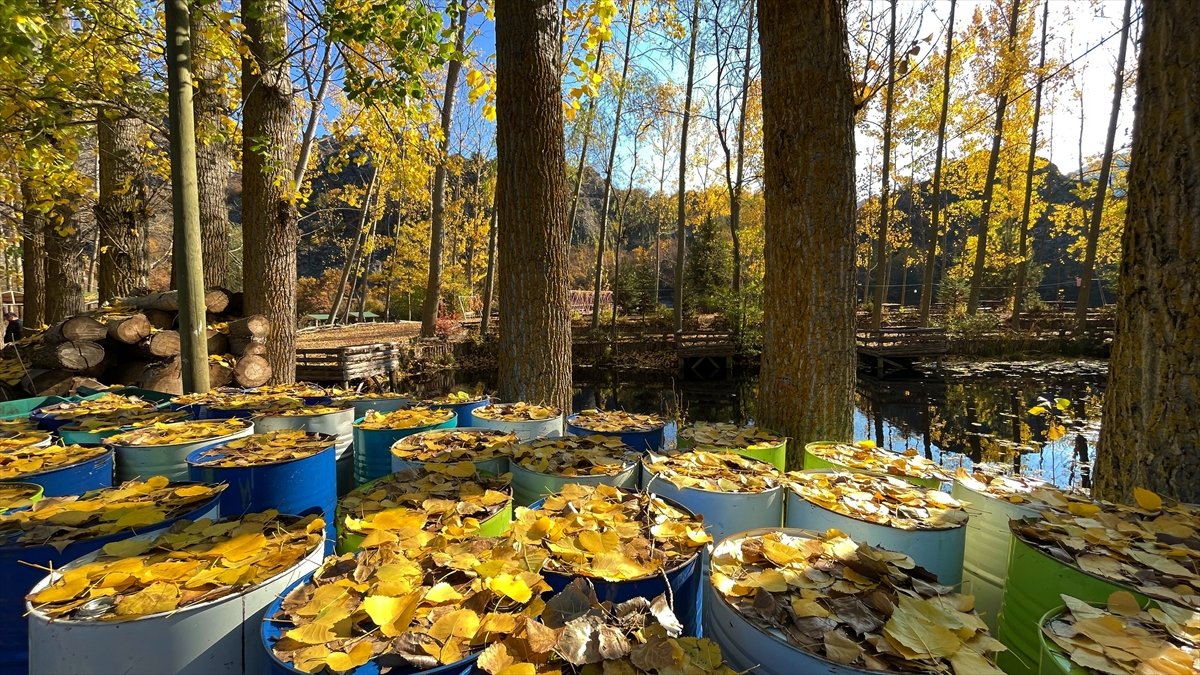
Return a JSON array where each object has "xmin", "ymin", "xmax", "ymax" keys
[
  {"xmin": 710, "ymin": 530, "xmax": 1004, "ymax": 674},
  {"xmin": 27, "ymin": 511, "xmax": 325, "ymax": 620},
  {"xmin": 1011, "ymin": 489, "xmax": 1200, "ymax": 611},
  {"xmin": 807, "ymin": 441, "xmax": 951, "ymax": 483},
  {"xmin": 0, "ymin": 430, "xmax": 52, "ymax": 450},
  {"xmin": 0, "ymin": 418, "xmax": 39, "ymax": 432},
  {"xmin": 505, "ymin": 484, "xmax": 710, "ymax": 581},
  {"xmin": 257, "ymin": 405, "xmax": 351, "ymax": 418},
  {"xmin": 474, "ymin": 403, "xmax": 561, "ymax": 422},
  {"xmin": 33, "ymin": 394, "xmax": 156, "ymax": 423},
  {"xmin": 1042, "ymin": 592, "xmax": 1198, "ymax": 674},
  {"xmin": 338, "ymin": 469, "xmax": 512, "ymax": 548},
  {"xmin": 269, "ymin": 539, "xmax": 551, "ymax": 673},
  {"xmin": 678, "ymin": 422, "xmax": 785, "ymax": 451},
  {"xmin": 390, "ymin": 429, "xmax": 519, "ymax": 463},
  {"xmin": 644, "ymin": 450, "xmax": 781, "ymax": 493},
  {"xmin": 570, "ymin": 409, "xmax": 664, "ymax": 433},
  {"xmin": 423, "ymin": 391, "xmax": 485, "ymax": 405},
  {"xmin": 786, "ymin": 471, "xmax": 968, "ymax": 530},
  {"xmin": 106, "ymin": 419, "xmax": 252, "ymax": 446},
  {"xmin": 170, "ymin": 387, "xmax": 246, "ymax": 408},
  {"xmin": 954, "ymin": 466, "xmax": 1091, "ymax": 509},
  {"xmin": 247, "ymin": 383, "xmax": 334, "ymax": 399},
  {"xmin": 477, "ymin": 577, "xmax": 735, "ymax": 674},
  {"xmin": 510, "ymin": 435, "xmax": 640, "ymax": 477},
  {"xmin": 61, "ymin": 409, "xmax": 188, "ymax": 434},
  {"xmin": 333, "ymin": 392, "xmax": 411, "ymax": 402},
  {"xmin": 356, "ymin": 407, "xmax": 455, "ymax": 431},
  {"xmin": 0, "ymin": 443, "xmax": 109, "ymax": 480},
  {"xmin": 0, "ymin": 477, "xmax": 225, "ymax": 548},
  {"xmin": 0, "ymin": 483, "xmax": 41, "ymax": 511},
  {"xmin": 189, "ymin": 430, "xmax": 334, "ymax": 468}
]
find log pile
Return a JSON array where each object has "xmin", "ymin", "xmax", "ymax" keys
[{"xmin": 3, "ymin": 288, "xmax": 275, "ymax": 396}]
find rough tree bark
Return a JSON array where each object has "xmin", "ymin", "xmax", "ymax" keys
[
  {"xmin": 919, "ymin": 0, "xmax": 954, "ymax": 326},
  {"xmin": 1094, "ymin": 0, "xmax": 1200, "ymax": 503},
  {"xmin": 757, "ymin": 0, "xmax": 857, "ymax": 458},
  {"xmin": 242, "ymin": 0, "xmax": 297, "ymax": 383},
  {"xmin": 96, "ymin": 110, "xmax": 150, "ymax": 303},
  {"xmin": 494, "ymin": 0, "xmax": 572, "ymax": 412},
  {"xmin": 19, "ymin": 178, "xmax": 46, "ymax": 328},
  {"xmin": 674, "ymin": 0, "xmax": 700, "ymax": 333},
  {"xmin": 967, "ymin": 0, "xmax": 1022, "ymax": 315},
  {"xmin": 871, "ymin": 0, "xmax": 897, "ymax": 330},
  {"xmin": 1011, "ymin": 0, "xmax": 1048, "ymax": 328},
  {"xmin": 420, "ymin": 5, "xmax": 469, "ymax": 338},
  {"xmin": 191, "ymin": 5, "xmax": 231, "ymax": 288},
  {"xmin": 1075, "ymin": 0, "xmax": 1132, "ymax": 332}
]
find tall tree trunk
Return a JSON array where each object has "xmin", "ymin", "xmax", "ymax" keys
[
  {"xmin": 871, "ymin": 0, "xmax": 897, "ymax": 330},
  {"xmin": 495, "ymin": 0, "xmax": 572, "ymax": 412},
  {"xmin": 242, "ymin": 0, "xmax": 297, "ymax": 383},
  {"xmin": 96, "ymin": 110, "xmax": 150, "ymax": 303},
  {"xmin": 1011, "ymin": 0, "xmax": 1049, "ymax": 328},
  {"xmin": 20, "ymin": 178, "xmax": 46, "ymax": 328},
  {"xmin": 566, "ymin": 41, "xmax": 605, "ymax": 238},
  {"xmin": 674, "ymin": 0, "xmax": 701, "ymax": 333},
  {"xmin": 329, "ymin": 167, "xmax": 377, "ymax": 323},
  {"xmin": 43, "ymin": 192, "xmax": 88, "ymax": 323},
  {"xmin": 1094, "ymin": 0, "xmax": 1200, "ymax": 503},
  {"xmin": 480, "ymin": 196, "xmax": 498, "ymax": 337},
  {"xmin": 590, "ymin": 1, "xmax": 637, "ymax": 329},
  {"xmin": 757, "ymin": 0, "xmax": 857, "ymax": 457},
  {"xmin": 919, "ymin": 0, "xmax": 955, "ymax": 326},
  {"xmin": 1075, "ymin": 0, "xmax": 1132, "ymax": 332},
  {"xmin": 967, "ymin": 0, "xmax": 1022, "ymax": 315},
  {"xmin": 421, "ymin": 6, "xmax": 469, "ymax": 338},
  {"xmin": 191, "ymin": 5, "xmax": 231, "ymax": 288},
  {"xmin": 730, "ymin": 0, "xmax": 754, "ymax": 303}
]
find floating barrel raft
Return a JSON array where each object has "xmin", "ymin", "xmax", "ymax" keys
[
  {"xmin": 263, "ymin": 536, "xmax": 551, "ymax": 675},
  {"xmin": 26, "ymin": 512, "xmax": 326, "ymax": 675},
  {"xmin": 422, "ymin": 390, "xmax": 490, "ymax": 427},
  {"xmin": 352, "ymin": 406, "xmax": 457, "ymax": 485},
  {"xmin": 504, "ymin": 484, "xmax": 711, "ymax": 637},
  {"xmin": 565, "ymin": 409, "xmax": 667, "ymax": 452},
  {"xmin": 57, "ymin": 408, "xmax": 190, "ymax": 445},
  {"xmin": 1038, "ymin": 592, "xmax": 1196, "ymax": 675},
  {"xmin": 0, "ymin": 443, "xmax": 112, "ymax": 497},
  {"xmin": 389, "ymin": 427, "xmax": 518, "ymax": 477},
  {"xmin": 0, "ymin": 477, "xmax": 224, "ymax": 675},
  {"xmin": 704, "ymin": 528, "xmax": 1005, "ymax": 675},
  {"xmin": 336, "ymin": 468, "xmax": 513, "ymax": 553},
  {"xmin": 470, "ymin": 401, "xmax": 564, "ymax": 441},
  {"xmin": 642, "ymin": 450, "xmax": 785, "ymax": 545},
  {"xmin": 507, "ymin": 434, "xmax": 641, "ymax": 506},
  {"xmin": 803, "ymin": 440, "xmax": 951, "ymax": 489},
  {"xmin": 784, "ymin": 469, "xmax": 968, "ymax": 586},
  {"xmin": 0, "ymin": 482, "xmax": 42, "ymax": 513},
  {"xmin": 186, "ymin": 429, "xmax": 338, "ymax": 547},
  {"xmin": 30, "ymin": 393, "xmax": 161, "ymax": 432},
  {"xmin": 677, "ymin": 421, "xmax": 788, "ymax": 471},
  {"xmin": 106, "ymin": 418, "xmax": 254, "ymax": 482}
]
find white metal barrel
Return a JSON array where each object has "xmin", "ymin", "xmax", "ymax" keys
[
  {"xmin": 110, "ymin": 424, "xmax": 254, "ymax": 483},
  {"xmin": 471, "ymin": 408, "xmax": 563, "ymax": 441},
  {"xmin": 509, "ymin": 460, "xmax": 639, "ymax": 507},
  {"xmin": 254, "ymin": 407, "xmax": 354, "ymax": 463},
  {"xmin": 643, "ymin": 470, "xmax": 784, "ymax": 546}
]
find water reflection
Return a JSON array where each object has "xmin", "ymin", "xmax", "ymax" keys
[{"xmin": 411, "ymin": 358, "xmax": 1106, "ymax": 489}]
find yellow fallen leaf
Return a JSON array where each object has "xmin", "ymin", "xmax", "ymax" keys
[
  {"xmin": 1067, "ymin": 502, "xmax": 1102, "ymax": 517},
  {"xmin": 1133, "ymin": 487, "xmax": 1163, "ymax": 512},
  {"xmin": 425, "ymin": 582, "xmax": 465, "ymax": 603},
  {"xmin": 487, "ymin": 574, "xmax": 533, "ymax": 603}
]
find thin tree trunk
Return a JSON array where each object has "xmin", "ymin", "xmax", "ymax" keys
[
  {"xmin": 757, "ymin": 0, "xmax": 857, "ymax": 457},
  {"xmin": 355, "ymin": 214, "xmax": 379, "ymax": 321},
  {"xmin": 566, "ymin": 41, "xmax": 605, "ymax": 238},
  {"xmin": 919, "ymin": 0, "xmax": 955, "ymax": 326},
  {"xmin": 421, "ymin": 6, "xmax": 469, "ymax": 338},
  {"xmin": 1094, "ymin": 0, "xmax": 1200, "ymax": 503},
  {"xmin": 967, "ymin": 0, "xmax": 1022, "ymax": 315},
  {"xmin": 480, "ymin": 196, "xmax": 498, "ymax": 337},
  {"xmin": 590, "ymin": 0, "xmax": 637, "ymax": 329},
  {"xmin": 191, "ymin": 5, "xmax": 231, "ymax": 288},
  {"xmin": 730, "ymin": 0, "xmax": 754, "ymax": 304},
  {"xmin": 20, "ymin": 178, "xmax": 46, "ymax": 328},
  {"xmin": 495, "ymin": 0, "xmax": 572, "ymax": 412},
  {"xmin": 97, "ymin": 110, "xmax": 150, "ymax": 303},
  {"xmin": 674, "ymin": 0, "xmax": 701, "ymax": 333},
  {"xmin": 1075, "ymin": 0, "xmax": 1132, "ymax": 332},
  {"xmin": 871, "ymin": 0, "xmax": 897, "ymax": 330},
  {"xmin": 293, "ymin": 41, "xmax": 333, "ymax": 191},
  {"xmin": 329, "ymin": 167, "xmax": 376, "ymax": 323},
  {"xmin": 242, "ymin": 0, "xmax": 298, "ymax": 383},
  {"xmin": 1012, "ymin": 0, "xmax": 1049, "ymax": 328}
]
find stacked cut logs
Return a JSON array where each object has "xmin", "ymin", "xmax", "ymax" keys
[{"xmin": 10, "ymin": 288, "xmax": 274, "ymax": 396}]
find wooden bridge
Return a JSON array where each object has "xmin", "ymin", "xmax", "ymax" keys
[
  {"xmin": 676, "ymin": 331, "xmax": 737, "ymax": 377},
  {"xmin": 856, "ymin": 327, "xmax": 949, "ymax": 377}
]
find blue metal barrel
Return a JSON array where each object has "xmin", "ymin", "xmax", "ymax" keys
[
  {"xmin": 5, "ymin": 448, "xmax": 114, "ymax": 497},
  {"xmin": 0, "ymin": 488, "xmax": 220, "ymax": 675},
  {"xmin": 260, "ymin": 570, "xmax": 479, "ymax": 675},
  {"xmin": 186, "ymin": 437, "xmax": 337, "ymax": 552},
  {"xmin": 352, "ymin": 414, "xmax": 457, "ymax": 486},
  {"xmin": 425, "ymin": 398, "xmax": 489, "ymax": 427},
  {"xmin": 565, "ymin": 414, "xmax": 666, "ymax": 452}
]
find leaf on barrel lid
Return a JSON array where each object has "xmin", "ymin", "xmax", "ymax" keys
[
  {"xmin": 557, "ymin": 615, "xmax": 604, "ymax": 665},
  {"xmin": 949, "ymin": 648, "xmax": 1005, "ymax": 675},
  {"xmin": 629, "ymin": 636, "xmax": 684, "ymax": 672},
  {"xmin": 823, "ymin": 630, "xmax": 863, "ymax": 665},
  {"xmin": 542, "ymin": 577, "xmax": 600, "ymax": 628},
  {"xmin": 324, "ymin": 640, "xmax": 373, "ymax": 673},
  {"xmin": 649, "ymin": 593, "xmax": 684, "ymax": 637},
  {"xmin": 1133, "ymin": 487, "xmax": 1163, "ymax": 512}
]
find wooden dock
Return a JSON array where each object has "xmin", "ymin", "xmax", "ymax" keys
[
  {"xmin": 295, "ymin": 338, "xmax": 454, "ymax": 387},
  {"xmin": 856, "ymin": 327, "xmax": 948, "ymax": 377},
  {"xmin": 677, "ymin": 331, "xmax": 736, "ymax": 376}
]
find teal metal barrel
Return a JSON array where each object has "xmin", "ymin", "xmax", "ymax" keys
[{"xmin": 352, "ymin": 414, "xmax": 457, "ymax": 485}]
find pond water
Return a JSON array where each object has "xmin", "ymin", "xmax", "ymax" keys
[{"xmin": 409, "ymin": 358, "xmax": 1107, "ymax": 489}]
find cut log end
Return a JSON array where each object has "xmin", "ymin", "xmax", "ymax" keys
[
  {"xmin": 232, "ymin": 354, "xmax": 272, "ymax": 388},
  {"xmin": 106, "ymin": 314, "xmax": 152, "ymax": 344}
]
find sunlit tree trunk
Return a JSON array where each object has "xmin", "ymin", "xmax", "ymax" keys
[
  {"xmin": 674, "ymin": 0, "xmax": 700, "ymax": 333},
  {"xmin": 480, "ymin": 195, "xmax": 498, "ymax": 337},
  {"xmin": 1094, "ymin": 0, "xmax": 1200, "ymax": 503},
  {"xmin": 97, "ymin": 110, "xmax": 150, "ymax": 302},
  {"xmin": 191, "ymin": 6, "xmax": 231, "ymax": 288},
  {"xmin": 870, "ymin": 0, "xmax": 896, "ymax": 330},
  {"xmin": 757, "ymin": 0, "xmax": 857, "ymax": 458},
  {"xmin": 1012, "ymin": 0, "xmax": 1048, "ymax": 328},
  {"xmin": 567, "ymin": 41, "xmax": 604, "ymax": 238},
  {"xmin": 495, "ymin": 0, "xmax": 572, "ymax": 411},
  {"xmin": 919, "ymin": 0, "xmax": 954, "ymax": 326},
  {"xmin": 20, "ymin": 178, "xmax": 46, "ymax": 328}
]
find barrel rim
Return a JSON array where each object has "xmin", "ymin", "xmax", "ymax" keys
[
  {"xmin": 338, "ymin": 473, "xmax": 515, "ymax": 522},
  {"xmin": 185, "ymin": 435, "xmax": 337, "ymax": 469},
  {"xmin": 642, "ymin": 453, "xmax": 783, "ymax": 495},
  {"xmin": 24, "ymin": 514, "xmax": 324, "ymax": 624},
  {"xmin": 803, "ymin": 442, "xmax": 950, "ymax": 485},
  {"xmin": 471, "ymin": 405, "xmax": 563, "ymax": 424},
  {"xmin": 563, "ymin": 412, "xmax": 667, "ymax": 434},
  {"xmin": 104, "ymin": 421, "xmax": 254, "ymax": 449},
  {"xmin": 508, "ymin": 455, "xmax": 638, "ymax": 480},
  {"xmin": 248, "ymin": 405, "xmax": 356, "ymax": 421},
  {"xmin": 786, "ymin": 468, "xmax": 968, "ymax": 532},
  {"xmin": 951, "ymin": 478, "xmax": 1047, "ymax": 517},
  {"xmin": 352, "ymin": 412, "xmax": 458, "ymax": 432},
  {"xmin": 0, "ymin": 445, "xmax": 113, "ymax": 482},
  {"xmin": 1008, "ymin": 519, "xmax": 1150, "ymax": 596},
  {"xmin": 423, "ymin": 394, "xmax": 491, "ymax": 407},
  {"xmin": 0, "ymin": 481, "xmax": 44, "ymax": 512}
]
